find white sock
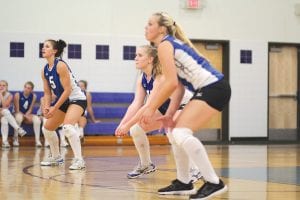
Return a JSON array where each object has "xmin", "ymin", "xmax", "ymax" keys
[
  {"xmin": 1, "ymin": 109, "xmax": 20, "ymax": 130},
  {"xmin": 58, "ymin": 128, "xmax": 66, "ymax": 144},
  {"xmin": 14, "ymin": 113, "xmax": 23, "ymax": 138},
  {"xmin": 79, "ymin": 127, "xmax": 84, "ymax": 138},
  {"xmin": 175, "ymin": 128, "xmax": 219, "ymax": 184},
  {"xmin": 130, "ymin": 124, "xmax": 151, "ymax": 166},
  {"xmin": 32, "ymin": 115, "xmax": 41, "ymax": 143},
  {"xmin": 167, "ymin": 131, "xmax": 190, "ymax": 184},
  {"xmin": 42, "ymin": 127, "xmax": 60, "ymax": 158},
  {"xmin": 63, "ymin": 124, "xmax": 82, "ymax": 159},
  {"xmin": 1, "ymin": 117, "xmax": 9, "ymax": 143}
]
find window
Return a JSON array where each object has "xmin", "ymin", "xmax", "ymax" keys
[
  {"xmin": 10, "ymin": 42, "xmax": 24, "ymax": 57},
  {"xmin": 96, "ymin": 45, "xmax": 109, "ymax": 60},
  {"xmin": 68, "ymin": 44, "xmax": 81, "ymax": 59},
  {"xmin": 240, "ymin": 50, "xmax": 252, "ymax": 64},
  {"xmin": 123, "ymin": 45, "xmax": 136, "ymax": 60},
  {"xmin": 39, "ymin": 43, "xmax": 43, "ymax": 58}
]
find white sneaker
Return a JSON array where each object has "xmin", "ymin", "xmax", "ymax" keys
[
  {"xmin": 2, "ymin": 141, "xmax": 10, "ymax": 148},
  {"xmin": 17, "ymin": 127, "xmax": 27, "ymax": 137},
  {"xmin": 13, "ymin": 138, "xmax": 20, "ymax": 147},
  {"xmin": 40, "ymin": 155, "xmax": 64, "ymax": 166},
  {"xmin": 69, "ymin": 158, "xmax": 86, "ymax": 170}
]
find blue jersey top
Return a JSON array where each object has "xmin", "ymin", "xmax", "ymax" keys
[
  {"xmin": 19, "ymin": 92, "xmax": 33, "ymax": 114},
  {"xmin": 141, "ymin": 73, "xmax": 154, "ymax": 95},
  {"xmin": 43, "ymin": 58, "xmax": 86, "ymax": 103},
  {"xmin": 162, "ymin": 35, "xmax": 224, "ymax": 91}
]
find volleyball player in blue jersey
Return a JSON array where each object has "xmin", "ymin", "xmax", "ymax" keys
[
  {"xmin": 115, "ymin": 45, "xmax": 202, "ymax": 182},
  {"xmin": 14, "ymin": 81, "xmax": 42, "ymax": 147},
  {"xmin": 138, "ymin": 12, "xmax": 231, "ymax": 199},
  {"xmin": 40, "ymin": 39, "xmax": 86, "ymax": 170}
]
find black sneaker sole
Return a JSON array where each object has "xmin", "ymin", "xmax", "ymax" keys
[
  {"xmin": 190, "ymin": 185, "xmax": 228, "ymax": 200},
  {"xmin": 159, "ymin": 188, "xmax": 197, "ymax": 195}
]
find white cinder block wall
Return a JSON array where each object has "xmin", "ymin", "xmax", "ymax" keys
[{"xmin": 1, "ymin": 0, "xmax": 300, "ymax": 139}]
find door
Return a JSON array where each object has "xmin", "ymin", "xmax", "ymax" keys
[
  {"xmin": 193, "ymin": 42, "xmax": 226, "ymax": 140},
  {"xmin": 269, "ymin": 45, "xmax": 299, "ymax": 140}
]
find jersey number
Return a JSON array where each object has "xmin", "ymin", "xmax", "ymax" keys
[{"xmin": 49, "ymin": 76, "xmax": 56, "ymax": 89}]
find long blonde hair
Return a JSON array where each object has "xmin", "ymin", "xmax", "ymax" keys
[
  {"xmin": 153, "ymin": 12, "xmax": 202, "ymax": 55},
  {"xmin": 139, "ymin": 45, "xmax": 162, "ymax": 78}
]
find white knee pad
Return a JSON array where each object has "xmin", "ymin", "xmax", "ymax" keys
[
  {"xmin": 172, "ymin": 128, "xmax": 193, "ymax": 147},
  {"xmin": 15, "ymin": 113, "xmax": 24, "ymax": 125},
  {"xmin": 1, "ymin": 116, "xmax": 8, "ymax": 124},
  {"xmin": 1, "ymin": 109, "xmax": 10, "ymax": 117},
  {"xmin": 62, "ymin": 124, "xmax": 77, "ymax": 138},
  {"xmin": 129, "ymin": 124, "xmax": 145, "ymax": 138},
  {"xmin": 42, "ymin": 126, "xmax": 54, "ymax": 137},
  {"xmin": 32, "ymin": 115, "xmax": 41, "ymax": 125},
  {"xmin": 166, "ymin": 131, "xmax": 175, "ymax": 145}
]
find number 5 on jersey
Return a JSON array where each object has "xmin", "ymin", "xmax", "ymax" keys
[{"xmin": 49, "ymin": 76, "xmax": 56, "ymax": 89}]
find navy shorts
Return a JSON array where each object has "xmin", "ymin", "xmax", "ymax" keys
[
  {"xmin": 57, "ymin": 99, "xmax": 87, "ymax": 115},
  {"xmin": 191, "ymin": 79, "xmax": 231, "ymax": 111}
]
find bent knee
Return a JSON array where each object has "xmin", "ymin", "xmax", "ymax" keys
[{"xmin": 172, "ymin": 128, "xmax": 193, "ymax": 146}]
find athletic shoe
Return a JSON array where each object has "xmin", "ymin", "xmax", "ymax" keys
[
  {"xmin": 13, "ymin": 138, "xmax": 20, "ymax": 147},
  {"xmin": 127, "ymin": 163, "xmax": 156, "ymax": 179},
  {"xmin": 2, "ymin": 141, "xmax": 10, "ymax": 148},
  {"xmin": 40, "ymin": 155, "xmax": 64, "ymax": 166},
  {"xmin": 17, "ymin": 127, "xmax": 27, "ymax": 137},
  {"xmin": 35, "ymin": 141, "xmax": 42, "ymax": 147},
  {"xmin": 69, "ymin": 158, "xmax": 86, "ymax": 170},
  {"xmin": 190, "ymin": 179, "xmax": 228, "ymax": 199},
  {"xmin": 158, "ymin": 179, "xmax": 196, "ymax": 195},
  {"xmin": 190, "ymin": 168, "xmax": 203, "ymax": 183}
]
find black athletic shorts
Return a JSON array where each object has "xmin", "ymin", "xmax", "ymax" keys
[
  {"xmin": 191, "ymin": 79, "xmax": 231, "ymax": 111},
  {"xmin": 58, "ymin": 99, "xmax": 87, "ymax": 115},
  {"xmin": 158, "ymin": 98, "xmax": 171, "ymax": 115}
]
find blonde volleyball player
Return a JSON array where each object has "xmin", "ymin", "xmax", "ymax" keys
[
  {"xmin": 137, "ymin": 12, "xmax": 231, "ymax": 199},
  {"xmin": 40, "ymin": 39, "xmax": 86, "ymax": 170},
  {"xmin": 0, "ymin": 80, "xmax": 27, "ymax": 148},
  {"xmin": 115, "ymin": 45, "xmax": 202, "ymax": 182}
]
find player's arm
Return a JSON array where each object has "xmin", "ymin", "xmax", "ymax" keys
[
  {"xmin": 26, "ymin": 93, "xmax": 37, "ymax": 115},
  {"xmin": 13, "ymin": 92, "xmax": 20, "ymax": 113},
  {"xmin": 41, "ymin": 69, "xmax": 52, "ymax": 114},
  {"xmin": 2, "ymin": 93, "xmax": 13, "ymax": 109},
  {"xmin": 53, "ymin": 61, "xmax": 72, "ymax": 110},
  {"xmin": 86, "ymin": 92, "xmax": 98, "ymax": 122},
  {"xmin": 165, "ymin": 81, "xmax": 185, "ymax": 118},
  {"xmin": 118, "ymin": 75, "xmax": 146, "ymax": 127}
]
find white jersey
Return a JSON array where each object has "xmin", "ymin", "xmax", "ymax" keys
[
  {"xmin": 162, "ymin": 35, "xmax": 224, "ymax": 92},
  {"xmin": 0, "ymin": 92, "xmax": 12, "ymax": 108}
]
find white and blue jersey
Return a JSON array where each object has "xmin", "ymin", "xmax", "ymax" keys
[
  {"xmin": 162, "ymin": 35, "xmax": 224, "ymax": 92},
  {"xmin": 18, "ymin": 92, "xmax": 33, "ymax": 114},
  {"xmin": 44, "ymin": 58, "xmax": 86, "ymax": 103}
]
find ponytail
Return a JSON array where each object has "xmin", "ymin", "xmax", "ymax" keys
[{"xmin": 46, "ymin": 39, "xmax": 67, "ymax": 58}]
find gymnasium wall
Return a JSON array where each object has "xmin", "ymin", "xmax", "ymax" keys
[{"xmin": 1, "ymin": 0, "xmax": 300, "ymax": 139}]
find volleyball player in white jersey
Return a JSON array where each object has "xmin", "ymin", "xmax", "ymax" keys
[
  {"xmin": 137, "ymin": 12, "xmax": 231, "ymax": 199},
  {"xmin": 40, "ymin": 39, "xmax": 86, "ymax": 170},
  {"xmin": 115, "ymin": 45, "xmax": 202, "ymax": 182},
  {"xmin": 0, "ymin": 80, "xmax": 27, "ymax": 148}
]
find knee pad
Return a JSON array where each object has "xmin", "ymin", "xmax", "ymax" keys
[
  {"xmin": 1, "ymin": 109, "xmax": 10, "ymax": 117},
  {"xmin": 172, "ymin": 128, "xmax": 193, "ymax": 147},
  {"xmin": 62, "ymin": 124, "xmax": 77, "ymax": 138},
  {"xmin": 32, "ymin": 115, "xmax": 41, "ymax": 125},
  {"xmin": 129, "ymin": 124, "xmax": 145, "ymax": 138},
  {"xmin": 1, "ymin": 116, "xmax": 8, "ymax": 124}
]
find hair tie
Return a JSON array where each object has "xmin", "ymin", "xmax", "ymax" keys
[{"xmin": 173, "ymin": 21, "xmax": 176, "ymax": 26}]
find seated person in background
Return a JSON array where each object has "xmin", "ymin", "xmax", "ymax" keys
[
  {"xmin": 0, "ymin": 80, "xmax": 27, "ymax": 148},
  {"xmin": 77, "ymin": 80, "xmax": 100, "ymax": 139},
  {"xmin": 14, "ymin": 81, "xmax": 42, "ymax": 147}
]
